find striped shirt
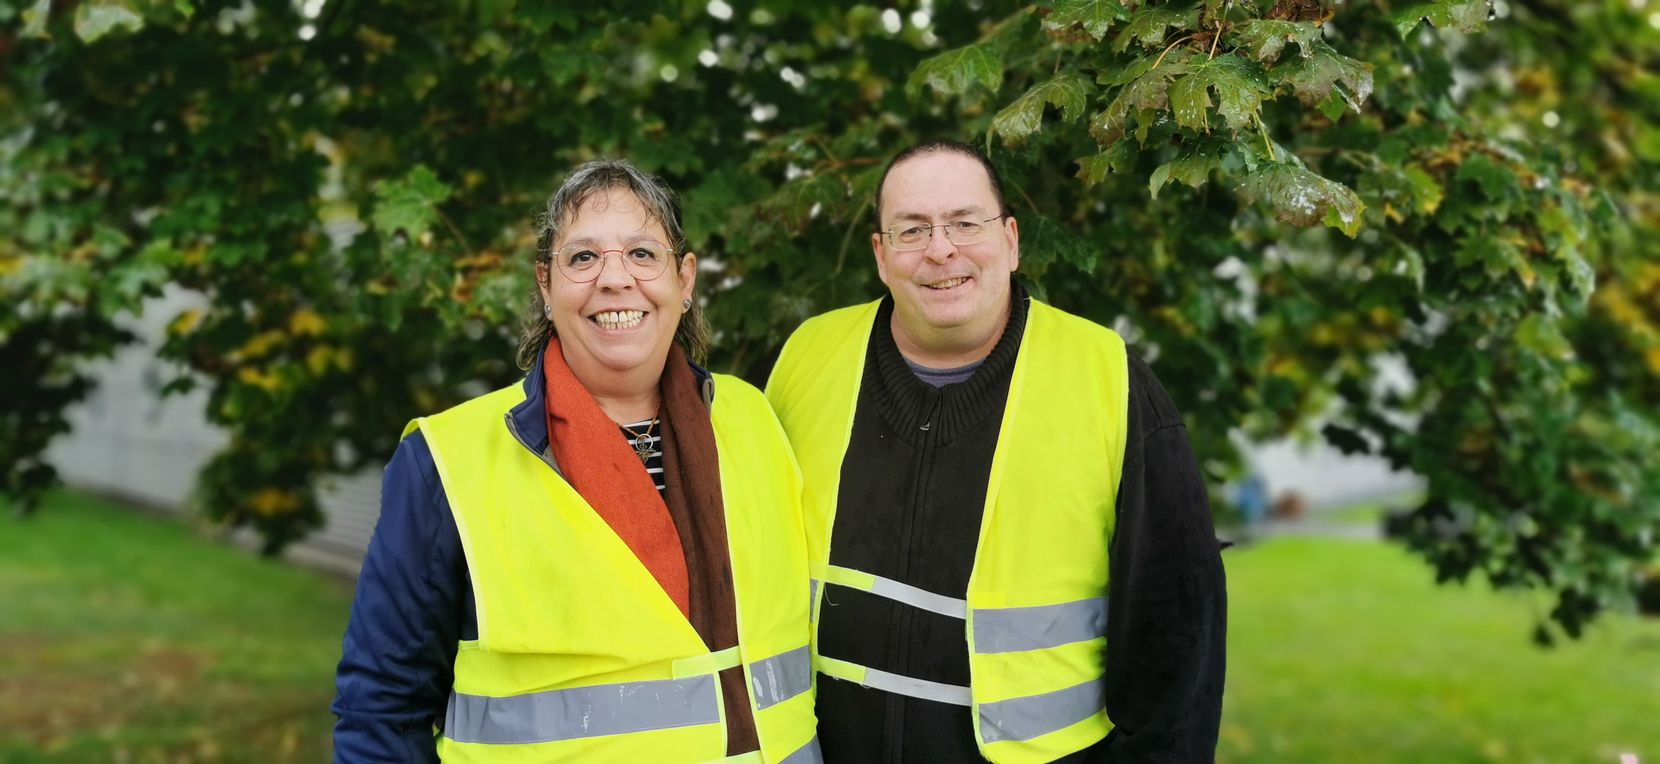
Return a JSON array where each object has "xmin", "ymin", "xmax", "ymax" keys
[{"xmin": 619, "ymin": 419, "xmax": 666, "ymax": 492}]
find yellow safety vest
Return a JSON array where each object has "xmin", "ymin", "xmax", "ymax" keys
[
  {"xmin": 406, "ymin": 373, "xmax": 820, "ymax": 763},
  {"xmin": 766, "ymin": 299, "xmax": 1129, "ymax": 764}
]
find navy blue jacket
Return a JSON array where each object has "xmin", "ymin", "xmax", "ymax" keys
[{"xmin": 331, "ymin": 351, "xmax": 714, "ymax": 762}]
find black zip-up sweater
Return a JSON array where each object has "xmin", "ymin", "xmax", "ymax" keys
[{"xmin": 812, "ymin": 286, "xmax": 1226, "ymax": 763}]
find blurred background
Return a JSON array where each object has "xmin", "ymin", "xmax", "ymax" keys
[{"xmin": 3, "ymin": 0, "xmax": 1657, "ymax": 761}]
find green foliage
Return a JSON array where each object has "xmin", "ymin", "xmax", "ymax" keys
[{"xmin": 2, "ymin": 0, "xmax": 1656, "ymax": 639}]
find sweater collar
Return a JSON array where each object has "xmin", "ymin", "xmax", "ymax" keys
[{"xmin": 867, "ymin": 279, "xmax": 1029, "ymax": 444}]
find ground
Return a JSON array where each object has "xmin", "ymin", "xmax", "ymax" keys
[{"xmin": 2, "ymin": 491, "xmax": 1657, "ymax": 762}]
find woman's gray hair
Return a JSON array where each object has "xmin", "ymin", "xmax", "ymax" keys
[{"xmin": 517, "ymin": 159, "xmax": 710, "ymax": 369}]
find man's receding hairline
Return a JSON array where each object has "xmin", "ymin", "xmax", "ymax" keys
[{"xmin": 877, "ymin": 150, "xmax": 1001, "ymax": 224}]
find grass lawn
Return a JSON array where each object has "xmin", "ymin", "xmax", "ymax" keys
[
  {"xmin": 1, "ymin": 491, "xmax": 353, "ymax": 762},
  {"xmin": 1223, "ymin": 538, "xmax": 1660, "ymax": 763},
  {"xmin": 3, "ymin": 491, "xmax": 1657, "ymax": 762}
]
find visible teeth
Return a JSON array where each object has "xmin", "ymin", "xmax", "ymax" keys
[
  {"xmin": 926, "ymin": 277, "xmax": 967, "ymax": 290},
  {"xmin": 592, "ymin": 310, "xmax": 645, "ymax": 329}
]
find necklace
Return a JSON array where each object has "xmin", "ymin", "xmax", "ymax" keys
[{"xmin": 620, "ymin": 418, "xmax": 658, "ymax": 464}]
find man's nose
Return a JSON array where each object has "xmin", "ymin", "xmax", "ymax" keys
[{"xmin": 921, "ymin": 226, "xmax": 956, "ymax": 263}]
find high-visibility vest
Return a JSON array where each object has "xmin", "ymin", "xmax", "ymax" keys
[
  {"xmin": 766, "ymin": 299, "xmax": 1129, "ymax": 764},
  {"xmin": 406, "ymin": 374, "xmax": 820, "ymax": 763}
]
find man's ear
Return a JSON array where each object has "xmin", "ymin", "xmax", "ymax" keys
[
  {"xmin": 1004, "ymin": 216, "xmax": 1020, "ymax": 272},
  {"xmin": 871, "ymin": 232, "xmax": 892, "ymax": 288}
]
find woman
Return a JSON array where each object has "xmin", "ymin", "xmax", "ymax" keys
[{"xmin": 333, "ymin": 160, "xmax": 819, "ymax": 763}]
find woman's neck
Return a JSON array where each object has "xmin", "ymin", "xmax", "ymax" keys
[
  {"xmin": 589, "ymin": 388, "xmax": 660, "ymax": 425},
  {"xmin": 567, "ymin": 360, "xmax": 662, "ymax": 424}
]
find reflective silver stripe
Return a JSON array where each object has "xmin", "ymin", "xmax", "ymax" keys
[
  {"xmin": 854, "ymin": 666, "xmax": 973, "ymax": 706},
  {"xmin": 781, "ymin": 735, "xmax": 824, "ymax": 764},
  {"xmin": 978, "ymin": 679, "xmax": 1104, "ymax": 744},
  {"xmin": 444, "ymin": 674, "xmax": 719, "ymax": 745},
  {"xmin": 972, "ymin": 597, "xmax": 1109, "ymax": 654},
  {"xmin": 750, "ymin": 646, "xmax": 812, "ymax": 709},
  {"xmin": 866, "ymin": 574, "xmax": 967, "ymax": 619}
]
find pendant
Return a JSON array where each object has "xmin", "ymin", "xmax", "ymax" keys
[{"xmin": 633, "ymin": 439, "xmax": 654, "ymax": 464}]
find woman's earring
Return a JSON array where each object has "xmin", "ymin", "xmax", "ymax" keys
[
  {"xmin": 543, "ymin": 304, "xmax": 553, "ymax": 319},
  {"xmin": 682, "ymin": 298, "xmax": 692, "ymax": 312}
]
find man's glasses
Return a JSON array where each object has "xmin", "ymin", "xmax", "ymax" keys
[
  {"xmin": 879, "ymin": 215, "xmax": 1006, "ymax": 252},
  {"xmin": 549, "ymin": 240, "xmax": 675, "ymax": 283}
]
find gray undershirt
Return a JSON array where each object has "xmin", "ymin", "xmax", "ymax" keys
[{"xmin": 903, "ymin": 356, "xmax": 985, "ymax": 387}]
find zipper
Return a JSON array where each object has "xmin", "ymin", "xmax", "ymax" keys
[{"xmin": 888, "ymin": 386, "xmax": 941, "ymax": 764}]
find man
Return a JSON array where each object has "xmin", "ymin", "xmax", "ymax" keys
[{"xmin": 765, "ymin": 140, "xmax": 1225, "ymax": 763}]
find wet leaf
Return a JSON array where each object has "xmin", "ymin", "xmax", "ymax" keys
[
  {"xmin": 1277, "ymin": 41, "xmax": 1374, "ymax": 109},
  {"xmin": 1114, "ymin": 8, "xmax": 1193, "ymax": 53},
  {"xmin": 1235, "ymin": 163, "xmax": 1365, "ymax": 236},
  {"xmin": 1228, "ymin": 19, "xmax": 1321, "ymax": 64},
  {"xmin": 1043, "ymin": 0, "xmax": 1130, "ymax": 43},
  {"xmin": 991, "ymin": 76, "xmax": 1093, "ymax": 144},
  {"xmin": 908, "ymin": 43, "xmax": 1005, "ymax": 99},
  {"xmin": 1149, "ymin": 148, "xmax": 1222, "ymax": 198},
  {"xmin": 1392, "ymin": 0, "xmax": 1491, "ymax": 38}
]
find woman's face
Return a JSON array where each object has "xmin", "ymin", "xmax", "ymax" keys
[{"xmin": 538, "ymin": 187, "xmax": 696, "ymax": 384}]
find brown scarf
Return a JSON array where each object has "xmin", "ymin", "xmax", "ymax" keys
[{"xmin": 542, "ymin": 338, "xmax": 756, "ymax": 755}]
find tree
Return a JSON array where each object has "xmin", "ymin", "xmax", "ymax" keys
[{"xmin": 2, "ymin": 0, "xmax": 1655, "ymax": 639}]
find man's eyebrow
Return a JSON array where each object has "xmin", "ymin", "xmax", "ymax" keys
[{"xmin": 887, "ymin": 206, "xmax": 987, "ymax": 225}]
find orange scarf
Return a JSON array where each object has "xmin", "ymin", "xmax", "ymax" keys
[{"xmin": 543, "ymin": 337, "xmax": 690, "ymax": 618}]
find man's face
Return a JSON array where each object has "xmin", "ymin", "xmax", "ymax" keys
[{"xmin": 872, "ymin": 151, "xmax": 1019, "ymax": 340}]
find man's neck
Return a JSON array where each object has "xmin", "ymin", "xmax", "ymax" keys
[{"xmin": 889, "ymin": 299, "xmax": 1011, "ymax": 369}]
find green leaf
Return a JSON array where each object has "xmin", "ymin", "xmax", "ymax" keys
[
  {"xmin": 1278, "ymin": 41, "xmax": 1374, "ymax": 109},
  {"xmin": 1169, "ymin": 56, "xmax": 1270, "ymax": 132},
  {"xmin": 73, "ymin": 1, "xmax": 144, "ymax": 43},
  {"xmin": 174, "ymin": 0, "xmax": 195, "ymax": 18},
  {"xmin": 20, "ymin": 0, "xmax": 51, "ymax": 38},
  {"xmin": 991, "ymin": 76, "xmax": 1094, "ymax": 145},
  {"xmin": 371, "ymin": 166, "xmax": 453, "ymax": 241},
  {"xmin": 1149, "ymin": 149, "xmax": 1222, "ymax": 198},
  {"xmin": 1228, "ymin": 19, "xmax": 1321, "ymax": 64},
  {"xmin": 1043, "ymin": 0, "xmax": 1130, "ymax": 42},
  {"xmin": 1091, "ymin": 51, "xmax": 1192, "ymax": 143},
  {"xmin": 1455, "ymin": 154, "xmax": 1521, "ymax": 203},
  {"xmin": 1076, "ymin": 153, "xmax": 1115, "ymax": 186},
  {"xmin": 1235, "ymin": 163, "xmax": 1365, "ymax": 236},
  {"xmin": 1076, "ymin": 141, "xmax": 1140, "ymax": 186},
  {"xmin": 1404, "ymin": 165, "xmax": 1444, "ymax": 214},
  {"xmin": 908, "ymin": 43, "xmax": 1005, "ymax": 99},
  {"xmin": 1020, "ymin": 214, "xmax": 1099, "ymax": 275},
  {"xmin": 1114, "ymin": 8, "xmax": 1192, "ymax": 53},
  {"xmin": 1168, "ymin": 71, "xmax": 1213, "ymax": 132},
  {"xmin": 1516, "ymin": 314, "xmax": 1573, "ymax": 361},
  {"xmin": 1392, "ymin": 0, "xmax": 1491, "ymax": 38}
]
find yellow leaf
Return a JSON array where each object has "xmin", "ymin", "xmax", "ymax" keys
[
  {"xmin": 289, "ymin": 309, "xmax": 327, "ymax": 337},
  {"xmin": 306, "ymin": 346, "xmax": 333, "ymax": 375},
  {"xmin": 1646, "ymin": 346, "xmax": 1660, "ymax": 377},
  {"xmin": 240, "ymin": 330, "xmax": 285, "ymax": 359},
  {"xmin": 167, "ymin": 310, "xmax": 201, "ymax": 337},
  {"xmin": 248, "ymin": 488, "xmax": 299, "ymax": 517}
]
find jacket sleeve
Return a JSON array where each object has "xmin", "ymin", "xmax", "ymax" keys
[
  {"xmin": 1090, "ymin": 356, "xmax": 1228, "ymax": 763},
  {"xmin": 332, "ymin": 431, "xmax": 466, "ymax": 764}
]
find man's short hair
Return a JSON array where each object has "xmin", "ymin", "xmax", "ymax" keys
[{"xmin": 874, "ymin": 139, "xmax": 1010, "ymax": 224}]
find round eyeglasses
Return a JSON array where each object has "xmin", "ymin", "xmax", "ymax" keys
[
  {"xmin": 880, "ymin": 215, "xmax": 1006, "ymax": 252},
  {"xmin": 550, "ymin": 240, "xmax": 675, "ymax": 283}
]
